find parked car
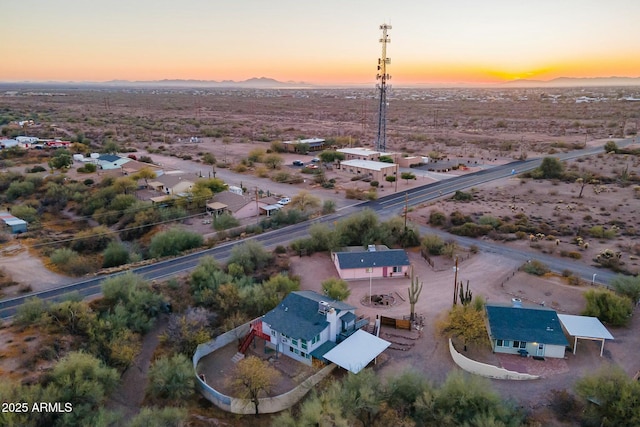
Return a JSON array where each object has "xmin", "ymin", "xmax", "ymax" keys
[
  {"xmin": 311, "ymin": 157, "xmax": 320, "ymax": 163},
  {"xmin": 278, "ymin": 197, "xmax": 291, "ymax": 205},
  {"xmin": 306, "ymin": 164, "xmax": 318, "ymax": 169},
  {"xmin": 292, "ymin": 160, "xmax": 304, "ymax": 166}
]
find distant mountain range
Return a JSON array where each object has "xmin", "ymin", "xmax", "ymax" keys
[
  {"xmin": 0, "ymin": 77, "xmax": 313, "ymax": 90},
  {"xmin": 504, "ymin": 76, "xmax": 640, "ymax": 87},
  {"xmin": 1, "ymin": 76, "xmax": 640, "ymax": 89}
]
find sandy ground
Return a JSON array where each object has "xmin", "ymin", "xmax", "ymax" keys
[{"xmin": 290, "ymin": 249, "xmax": 640, "ymax": 408}]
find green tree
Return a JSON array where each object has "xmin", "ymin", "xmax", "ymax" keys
[
  {"xmin": 146, "ymin": 354, "xmax": 195, "ymax": 403},
  {"xmin": 610, "ymin": 274, "xmax": 640, "ymax": 304},
  {"xmin": 48, "ymin": 148, "xmax": 73, "ymax": 170},
  {"xmin": 102, "ymin": 139, "xmax": 120, "ymax": 154},
  {"xmin": 6, "ymin": 180, "xmax": 35, "ymax": 201},
  {"xmin": 438, "ymin": 297, "xmax": 488, "ymax": 350},
  {"xmin": 537, "ymin": 156, "xmax": 565, "ymax": 179},
  {"xmin": 148, "ymin": 227, "xmax": 204, "ymax": 258},
  {"xmin": 318, "ymin": 150, "xmax": 345, "ymax": 164},
  {"xmin": 229, "ymin": 356, "xmax": 281, "ymax": 416},
  {"xmin": 401, "ymin": 171, "xmax": 416, "ymax": 184},
  {"xmin": 321, "ymin": 278, "xmax": 351, "ymax": 301},
  {"xmin": 47, "ymin": 352, "xmax": 119, "ymax": 427},
  {"xmin": 582, "ymin": 289, "xmax": 633, "ymax": 326},
  {"xmin": 290, "ymin": 190, "xmax": 321, "ymax": 212},
  {"xmin": 575, "ymin": 365, "xmax": 640, "ymax": 427},
  {"xmin": 102, "ymin": 241, "xmax": 130, "ymax": 268},
  {"xmin": 604, "ymin": 140, "xmax": 618, "ymax": 153},
  {"xmin": 213, "ymin": 212, "xmax": 240, "ymax": 230},
  {"xmin": 423, "ymin": 370, "xmax": 523, "ymax": 426},
  {"xmin": 193, "ymin": 177, "xmax": 227, "ymax": 194},
  {"xmin": 421, "ymin": 234, "xmax": 445, "ymax": 255},
  {"xmin": 228, "ymin": 240, "xmax": 273, "ymax": 274},
  {"xmin": 264, "ymin": 153, "xmax": 284, "ymax": 169},
  {"xmin": 101, "ymin": 273, "xmax": 166, "ymax": 333}
]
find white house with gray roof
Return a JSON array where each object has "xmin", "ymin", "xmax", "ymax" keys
[{"xmin": 260, "ymin": 290, "xmax": 367, "ymax": 366}]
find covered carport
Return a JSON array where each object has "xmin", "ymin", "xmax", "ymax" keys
[
  {"xmin": 323, "ymin": 329, "xmax": 390, "ymax": 374},
  {"xmin": 557, "ymin": 314, "xmax": 614, "ymax": 357}
]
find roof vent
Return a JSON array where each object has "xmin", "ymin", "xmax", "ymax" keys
[{"xmin": 511, "ymin": 298, "xmax": 522, "ymax": 308}]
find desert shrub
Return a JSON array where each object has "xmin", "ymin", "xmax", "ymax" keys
[
  {"xmin": 272, "ymin": 171, "xmax": 290, "ymax": 183},
  {"xmin": 148, "ymin": 227, "xmax": 204, "ymax": 258},
  {"xmin": 213, "ymin": 212, "xmax": 240, "ymax": 231},
  {"xmin": 146, "ymin": 353, "xmax": 195, "ymax": 402},
  {"xmin": 478, "ymin": 215, "xmax": 502, "ymax": 229},
  {"xmin": 452, "ymin": 190, "xmax": 473, "ymax": 201},
  {"xmin": 522, "ymin": 260, "xmax": 550, "ymax": 276},
  {"xmin": 582, "ymin": 289, "xmax": 633, "ymax": 326},
  {"xmin": 449, "ymin": 210, "xmax": 471, "ymax": 226},
  {"xmin": 6, "ymin": 180, "xmax": 35, "ymax": 201},
  {"xmin": 321, "ymin": 200, "xmax": 336, "ymax": 214},
  {"xmin": 10, "ymin": 204, "xmax": 38, "ymax": 223},
  {"xmin": 497, "ymin": 223, "xmax": 518, "ymax": 233},
  {"xmin": 102, "ymin": 241, "xmax": 130, "ymax": 268},
  {"xmin": 449, "ymin": 222, "xmax": 493, "ymax": 237},
  {"xmin": 50, "ymin": 247, "xmax": 79, "ymax": 267},
  {"xmin": 610, "ymin": 274, "xmax": 640, "ymax": 304},
  {"xmin": 421, "ymin": 234, "xmax": 445, "ymax": 255},
  {"xmin": 429, "ymin": 210, "xmax": 446, "ymax": 226},
  {"xmin": 78, "ymin": 163, "xmax": 97, "ymax": 173},
  {"xmin": 589, "ymin": 225, "xmax": 617, "ymax": 239},
  {"xmin": 228, "ymin": 240, "xmax": 273, "ymax": 275},
  {"xmin": 27, "ymin": 165, "xmax": 47, "ymax": 173}
]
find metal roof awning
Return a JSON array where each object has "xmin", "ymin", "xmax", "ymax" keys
[
  {"xmin": 323, "ymin": 329, "xmax": 390, "ymax": 374},
  {"xmin": 557, "ymin": 314, "xmax": 614, "ymax": 357}
]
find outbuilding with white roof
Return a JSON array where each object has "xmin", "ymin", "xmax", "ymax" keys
[{"xmin": 557, "ymin": 314, "xmax": 614, "ymax": 357}]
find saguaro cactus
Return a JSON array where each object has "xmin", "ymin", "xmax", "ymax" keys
[{"xmin": 408, "ymin": 266, "xmax": 423, "ymax": 321}]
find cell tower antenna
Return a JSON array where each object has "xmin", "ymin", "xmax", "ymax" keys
[{"xmin": 375, "ymin": 23, "xmax": 391, "ymax": 152}]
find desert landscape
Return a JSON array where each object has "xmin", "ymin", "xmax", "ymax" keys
[{"xmin": 1, "ymin": 85, "xmax": 639, "ymax": 426}]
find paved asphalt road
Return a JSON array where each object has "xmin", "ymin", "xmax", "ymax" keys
[{"xmin": 0, "ymin": 140, "xmax": 632, "ymax": 319}]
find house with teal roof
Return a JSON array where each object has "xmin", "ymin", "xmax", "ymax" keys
[{"xmin": 485, "ymin": 303, "xmax": 569, "ymax": 359}]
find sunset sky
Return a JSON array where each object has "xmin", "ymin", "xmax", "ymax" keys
[{"xmin": 2, "ymin": 0, "xmax": 639, "ymax": 85}]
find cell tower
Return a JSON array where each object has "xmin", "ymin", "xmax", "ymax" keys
[{"xmin": 375, "ymin": 23, "xmax": 391, "ymax": 153}]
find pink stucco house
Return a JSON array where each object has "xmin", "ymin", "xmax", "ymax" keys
[{"xmin": 331, "ymin": 246, "xmax": 411, "ymax": 280}]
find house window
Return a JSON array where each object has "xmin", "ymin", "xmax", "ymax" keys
[
  {"xmin": 301, "ymin": 352, "xmax": 306, "ymax": 358},
  {"xmin": 302, "ymin": 342, "xmax": 308, "ymax": 350},
  {"xmin": 393, "ymin": 266, "xmax": 401, "ymax": 273},
  {"xmin": 520, "ymin": 341, "xmax": 527, "ymax": 349},
  {"xmin": 496, "ymin": 340, "xmax": 503, "ymax": 347},
  {"xmin": 502, "ymin": 340, "xmax": 511, "ymax": 347},
  {"xmin": 513, "ymin": 341, "xmax": 520, "ymax": 348},
  {"xmin": 291, "ymin": 338, "xmax": 298, "ymax": 346},
  {"xmin": 271, "ymin": 330, "xmax": 276, "ymax": 336},
  {"xmin": 289, "ymin": 346, "xmax": 294, "ymax": 353},
  {"xmin": 294, "ymin": 349, "xmax": 299, "ymax": 355}
]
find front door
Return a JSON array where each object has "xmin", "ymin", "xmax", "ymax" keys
[
  {"xmin": 383, "ymin": 266, "xmax": 388, "ymax": 277},
  {"xmin": 536, "ymin": 343, "xmax": 545, "ymax": 357}
]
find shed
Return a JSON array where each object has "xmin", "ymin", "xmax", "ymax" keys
[
  {"xmin": 557, "ymin": 314, "xmax": 614, "ymax": 357},
  {"xmin": 0, "ymin": 212, "xmax": 28, "ymax": 233}
]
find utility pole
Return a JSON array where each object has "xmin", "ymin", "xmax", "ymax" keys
[
  {"xmin": 452, "ymin": 256, "xmax": 459, "ymax": 307},
  {"xmin": 375, "ymin": 23, "xmax": 391, "ymax": 153},
  {"xmin": 403, "ymin": 192, "xmax": 408, "ymax": 230}
]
